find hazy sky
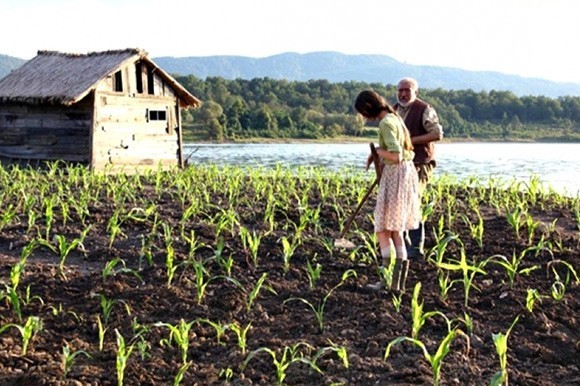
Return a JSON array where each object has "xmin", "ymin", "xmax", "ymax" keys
[{"xmin": 2, "ymin": 0, "xmax": 579, "ymax": 83}]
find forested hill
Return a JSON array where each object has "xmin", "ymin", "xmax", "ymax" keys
[
  {"xmin": 154, "ymin": 52, "xmax": 580, "ymax": 98},
  {"xmin": 177, "ymin": 76, "xmax": 580, "ymax": 142}
]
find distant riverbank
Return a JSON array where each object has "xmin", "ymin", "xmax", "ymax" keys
[{"xmin": 183, "ymin": 134, "xmax": 580, "ymax": 145}]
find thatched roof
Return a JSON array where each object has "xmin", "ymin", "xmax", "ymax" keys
[{"xmin": 0, "ymin": 48, "xmax": 201, "ymax": 108}]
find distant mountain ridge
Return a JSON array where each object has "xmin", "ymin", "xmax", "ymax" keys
[
  {"xmin": 152, "ymin": 52, "xmax": 580, "ymax": 98},
  {"xmin": 0, "ymin": 54, "xmax": 26, "ymax": 79},
  {"xmin": 2, "ymin": 51, "xmax": 580, "ymax": 98}
]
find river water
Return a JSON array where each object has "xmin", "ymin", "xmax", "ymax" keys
[{"xmin": 184, "ymin": 142, "xmax": 580, "ymax": 197}]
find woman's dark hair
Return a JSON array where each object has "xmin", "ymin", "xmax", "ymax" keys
[
  {"xmin": 354, "ymin": 90, "xmax": 413, "ymax": 151},
  {"xmin": 354, "ymin": 90, "xmax": 396, "ymax": 118}
]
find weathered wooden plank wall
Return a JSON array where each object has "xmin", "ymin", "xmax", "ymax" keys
[
  {"xmin": 0, "ymin": 101, "xmax": 92, "ymax": 162},
  {"xmin": 91, "ymin": 69, "xmax": 180, "ymax": 171}
]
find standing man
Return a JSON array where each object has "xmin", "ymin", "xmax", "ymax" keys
[{"xmin": 394, "ymin": 77, "xmax": 443, "ymax": 258}]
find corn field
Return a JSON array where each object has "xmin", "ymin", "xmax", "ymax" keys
[{"xmin": 0, "ymin": 162, "xmax": 578, "ymax": 385}]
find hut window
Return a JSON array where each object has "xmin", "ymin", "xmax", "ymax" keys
[
  {"xmin": 147, "ymin": 67, "xmax": 155, "ymax": 95},
  {"xmin": 148, "ymin": 109, "xmax": 167, "ymax": 121},
  {"xmin": 113, "ymin": 70, "xmax": 123, "ymax": 92},
  {"xmin": 135, "ymin": 63, "xmax": 143, "ymax": 94}
]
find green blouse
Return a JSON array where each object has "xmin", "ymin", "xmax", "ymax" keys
[{"xmin": 378, "ymin": 113, "xmax": 415, "ymax": 163}]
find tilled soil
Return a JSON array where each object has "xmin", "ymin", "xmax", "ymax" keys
[{"xmin": 0, "ymin": 178, "xmax": 578, "ymax": 385}]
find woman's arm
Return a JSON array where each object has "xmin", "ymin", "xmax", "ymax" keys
[{"xmin": 377, "ymin": 147, "xmax": 402, "ymax": 164}]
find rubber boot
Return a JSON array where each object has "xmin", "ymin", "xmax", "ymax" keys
[
  {"xmin": 389, "ymin": 259, "xmax": 410, "ymax": 293},
  {"xmin": 398, "ymin": 260, "xmax": 409, "ymax": 293},
  {"xmin": 390, "ymin": 259, "xmax": 402, "ymax": 292},
  {"xmin": 407, "ymin": 222, "xmax": 425, "ymax": 258}
]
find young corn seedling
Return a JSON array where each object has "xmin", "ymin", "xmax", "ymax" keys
[
  {"xmin": 189, "ymin": 259, "xmax": 241, "ymax": 305},
  {"xmin": 523, "ymin": 213, "xmax": 541, "ymax": 245},
  {"xmin": 26, "ymin": 207, "xmax": 38, "ymax": 234},
  {"xmin": 455, "ymin": 312, "xmax": 474, "ymax": 336},
  {"xmin": 546, "ymin": 259, "xmax": 578, "ymax": 302},
  {"xmin": 436, "ymin": 271, "xmax": 456, "ymax": 302},
  {"xmin": 280, "ymin": 235, "xmax": 300, "ymax": 274},
  {"xmin": 444, "ymin": 193, "xmax": 458, "ymax": 229},
  {"xmin": 137, "ymin": 234, "xmax": 155, "ymax": 269},
  {"xmin": 2, "ymin": 286, "xmax": 23, "ymax": 322},
  {"xmin": 101, "ymin": 257, "xmax": 143, "ymax": 284},
  {"xmin": 547, "ymin": 259, "xmax": 579, "ymax": 287},
  {"xmin": 3, "ymin": 249, "xmax": 32, "ymax": 320},
  {"xmin": 155, "ymin": 319, "xmax": 196, "ymax": 365},
  {"xmin": 173, "ymin": 361, "xmax": 192, "ymax": 386},
  {"xmin": 306, "ymin": 257, "xmax": 322, "ymax": 289},
  {"xmin": 461, "ymin": 211, "xmax": 484, "ymax": 249},
  {"xmin": 247, "ymin": 272, "xmax": 277, "ymax": 312},
  {"xmin": 317, "ymin": 237, "xmax": 335, "ymax": 257},
  {"xmin": 0, "ymin": 203, "xmax": 18, "ymax": 233},
  {"xmin": 11, "ymin": 240, "xmax": 37, "ymax": 290},
  {"xmin": 354, "ymin": 229, "xmax": 379, "ymax": 264},
  {"xmin": 42, "ymin": 195, "xmax": 57, "ymax": 241},
  {"xmin": 491, "ymin": 247, "xmax": 541, "ymax": 288},
  {"xmin": 431, "ymin": 215, "xmax": 446, "ymax": 247},
  {"xmin": 35, "ymin": 226, "xmax": 91, "ymax": 280},
  {"xmin": 284, "ymin": 269, "xmax": 357, "ymax": 333},
  {"xmin": 410, "ymin": 283, "xmax": 452, "ymax": 339},
  {"xmin": 228, "ymin": 321, "xmax": 252, "ymax": 355},
  {"xmin": 239, "ymin": 227, "xmax": 262, "ymax": 268},
  {"xmin": 184, "ymin": 229, "xmax": 204, "ymax": 260},
  {"xmin": 165, "ymin": 242, "xmax": 178, "ymax": 288},
  {"xmin": 391, "ymin": 292, "xmax": 403, "ymax": 313},
  {"xmin": 505, "ymin": 204, "xmax": 525, "ymax": 239},
  {"xmin": 107, "ymin": 209, "xmax": 126, "ymax": 249},
  {"xmin": 525, "ymin": 288, "xmax": 544, "ymax": 313},
  {"xmin": 130, "ymin": 318, "xmax": 151, "ymax": 360},
  {"xmin": 0, "ymin": 315, "xmax": 43, "ymax": 356},
  {"xmin": 179, "ymin": 203, "xmax": 199, "ymax": 238},
  {"xmin": 98, "ymin": 294, "xmax": 131, "ymax": 326},
  {"xmin": 242, "ymin": 342, "xmax": 322, "ymax": 386},
  {"xmin": 58, "ymin": 199, "xmax": 71, "ymax": 227},
  {"xmin": 312, "ymin": 340, "xmax": 350, "ymax": 369},
  {"xmin": 135, "ymin": 335, "xmax": 151, "ymax": 361},
  {"xmin": 196, "ymin": 318, "xmax": 229, "ymax": 346},
  {"xmin": 214, "ymin": 208, "xmax": 239, "ymax": 241},
  {"xmin": 62, "ymin": 343, "xmax": 91, "ymax": 378},
  {"xmin": 219, "ymin": 367, "xmax": 234, "ymax": 383},
  {"xmin": 573, "ymin": 203, "xmax": 580, "ymax": 232},
  {"xmin": 22, "ymin": 285, "xmax": 44, "ymax": 308},
  {"xmin": 490, "ymin": 315, "xmax": 520, "ymax": 386},
  {"xmin": 385, "ymin": 328, "xmax": 470, "ymax": 386},
  {"xmin": 114, "ymin": 329, "xmax": 136, "ymax": 386},
  {"xmin": 209, "ymin": 236, "xmax": 226, "ymax": 263},
  {"xmin": 427, "ymin": 232, "xmax": 460, "ymax": 269},
  {"xmin": 96, "ymin": 315, "xmax": 107, "ymax": 351},
  {"xmin": 436, "ymin": 247, "xmax": 490, "ymax": 308}
]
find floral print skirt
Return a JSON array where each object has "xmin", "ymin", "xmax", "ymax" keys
[{"xmin": 374, "ymin": 161, "xmax": 421, "ymax": 232}]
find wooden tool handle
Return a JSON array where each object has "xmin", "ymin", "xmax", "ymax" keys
[{"xmin": 370, "ymin": 142, "xmax": 382, "ymax": 181}]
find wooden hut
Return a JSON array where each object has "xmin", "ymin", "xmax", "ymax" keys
[{"xmin": 0, "ymin": 48, "xmax": 201, "ymax": 173}]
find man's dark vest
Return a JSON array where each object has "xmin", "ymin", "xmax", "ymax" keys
[{"xmin": 395, "ymin": 98, "xmax": 434, "ymax": 165}]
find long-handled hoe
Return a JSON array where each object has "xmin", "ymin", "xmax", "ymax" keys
[{"xmin": 334, "ymin": 142, "xmax": 381, "ymax": 249}]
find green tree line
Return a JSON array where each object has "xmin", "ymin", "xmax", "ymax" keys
[{"xmin": 176, "ymin": 75, "xmax": 580, "ymax": 142}]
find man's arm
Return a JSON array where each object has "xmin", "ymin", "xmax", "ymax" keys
[
  {"xmin": 412, "ymin": 105, "xmax": 443, "ymax": 145},
  {"xmin": 412, "ymin": 130, "xmax": 441, "ymax": 145}
]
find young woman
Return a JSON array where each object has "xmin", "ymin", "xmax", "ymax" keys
[{"xmin": 354, "ymin": 90, "xmax": 421, "ymax": 292}]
